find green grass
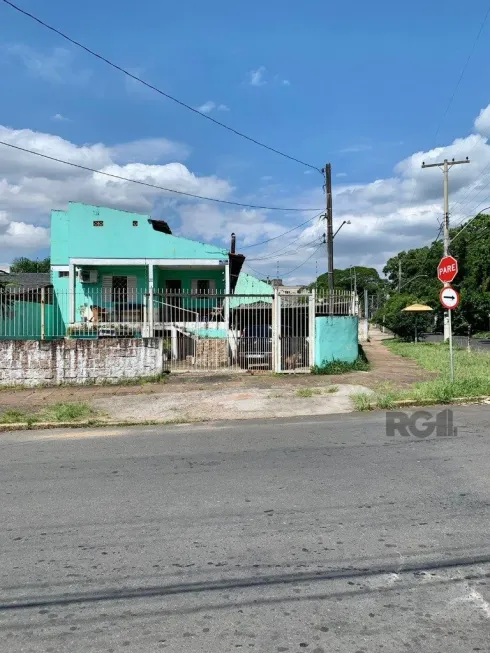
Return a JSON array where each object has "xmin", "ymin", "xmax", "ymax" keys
[
  {"xmin": 310, "ymin": 357, "xmax": 370, "ymax": 375},
  {"xmin": 351, "ymin": 392, "xmax": 374, "ymax": 411},
  {"xmin": 473, "ymin": 331, "xmax": 490, "ymax": 339},
  {"xmin": 296, "ymin": 388, "xmax": 320, "ymax": 397},
  {"xmin": 0, "ymin": 409, "xmax": 34, "ymax": 424},
  {"xmin": 0, "ymin": 401, "xmax": 98, "ymax": 425},
  {"xmin": 350, "ymin": 341, "xmax": 490, "ymax": 410},
  {"xmin": 326, "ymin": 385, "xmax": 339, "ymax": 393},
  {"xmin": 42, "ymin": 402, "xmax": 96, "ymax": 422}
]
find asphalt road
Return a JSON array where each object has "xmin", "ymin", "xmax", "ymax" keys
[{"xmin": 1, "ymin": 406, "xmax": 490, "ymax": 652}]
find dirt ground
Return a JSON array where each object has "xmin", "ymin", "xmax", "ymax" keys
[{"xmin": 0, "ymin": 329, "xmax": 432, "ymax": 414}]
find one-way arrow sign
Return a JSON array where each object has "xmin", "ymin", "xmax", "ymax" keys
[{"xmin": 440, "ymin": 286, "xmax": 460, "ymax": 310}]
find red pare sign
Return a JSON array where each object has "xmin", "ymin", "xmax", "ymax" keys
[{"xmin": 437, "ymin": 256, "xmax": 458, "ymax": 284}]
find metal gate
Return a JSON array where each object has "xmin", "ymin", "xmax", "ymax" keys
[{"xmin": 275, "ymin": 290, "xmax": 315, "ymax": 373}]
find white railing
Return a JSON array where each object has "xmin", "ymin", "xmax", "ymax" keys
[
  {"xmin": 315, "ymin": 289, "xmax": 358, "ymax": 316},
  {"xmin": 0, "ymin": 286, "xmax": 359, "ymax": 373}
]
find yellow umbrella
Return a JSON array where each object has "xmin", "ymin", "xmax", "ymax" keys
[
  {"xmin": 402, "ymin": 304, "xmax": 434, "ymax": 312},
  {"xmin": 402, "ymin": 304, "xmax": 433, "ymax": 342}
]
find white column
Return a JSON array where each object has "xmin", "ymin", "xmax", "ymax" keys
[
  {"xmin": 69, "ymin": 263, "xmax": 76, "ymax": 323},
  {"xmin": 308, "ymin": 289, "xmax": 316, "ymax": 368},
  {"xmin": 224, "ymin": 262, "xmax": 230, "ymax": 330},
  {"xmin": 273, "ymin": 288, "xmax": 282, "ymax": 373},
  {"xmin": 148, "ymin": 263, "xmax": 154, "ymax": 336}
]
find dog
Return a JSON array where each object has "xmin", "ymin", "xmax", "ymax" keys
[{"xmin": 284, "ymin": 353, "xmax": 300, "ymax": 371}]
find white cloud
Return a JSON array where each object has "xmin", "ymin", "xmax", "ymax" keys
[
  {"xmin": 0, "ymin": 221, "xmax": 49, "ymax": 249},
  {"xmin": 109, "ymin": 138, "xmax": 190, "ymax": 164},
  {"xmin": 197, "ymin": 101, "xmax": 216, "ymax": 114},
  {"xmin": 239, "ymin": 102, "xmax": 490, "ymax": 283},
  {"xmin": 282, "ymin": 79, "xmax": 291, "ymax": 86},
  {"xmin": 248, "ymin": 66, "xmax": 267, "ymax": 86},
  {"xmin": 336, "ymin": 172, "xmax": 347, "ymax": 178},
  {"xmin": 3, "ymin": 102, "xmax": 490, "ymax": 283},
  {"xmin": 0, "ymin": 125, "xmax": 233, "ymax": 261},
  {"xmin": 339, "ymin": 144, "xmax": 373, "ymax": 154},
  {"xmin": 474, "ymin": 105, "xmax": 490, "ymax": 136},
  {"xmin": 197, "ymin": 101, "xmax": 230, "ymax": 114},
  {"xmin": 6, "ymin": 44, "xmax": 91, "ymax": 84},
  {"xmin": 52, "ymin": 113, "xmax": 70, "ymax": 122}
]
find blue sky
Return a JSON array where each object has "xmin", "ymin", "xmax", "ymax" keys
[{"xmin": 2, "ymin": 0, "xmax": 490, "ymax": 281}]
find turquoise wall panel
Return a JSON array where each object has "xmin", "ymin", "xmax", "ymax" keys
[
  {"xmin": 315, "ymin": 316, "xmax": 359, "ymax": 365},
  {"xmin": 51, "ymin": 203, "xmax": 228, "ymax": 264}
]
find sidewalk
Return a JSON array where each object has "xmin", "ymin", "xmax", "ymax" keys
[{"xmin": 0, "ymin": 329, "xmax": 433, "ymax": 423}]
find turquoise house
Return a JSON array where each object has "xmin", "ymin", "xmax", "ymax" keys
[{"xmin": 50, "ymin": 202, "xmax": 249, "ymax": 336}]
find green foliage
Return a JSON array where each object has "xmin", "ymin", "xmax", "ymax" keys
[
  {"xmin": 42, "ymin": 402, "xmax": 96, "ymax": 422},
  {"xmin": 350, "ymin": 392, "xmax": 374, "ymax": 411},
  {"xmin": 10, "ymin": 257, "xmax": 51, "ymax": 273},
  {"xmin": 313, "ymin": 266, "xmax": 388, "ymax": 295},
  {"xmin": 373, "ymin": 293, "xmax": 434, "ymax": 341},
  {"xmin": 311, "ymin": 357, "xmax": 370, "ymax": 375},
  {"xmin": 0, "ymin": 409, "xmax": 33, "ymax": 424},
  {"xmin": 382, "ymin": 214, "xmax": 490, "ymax": 334}
]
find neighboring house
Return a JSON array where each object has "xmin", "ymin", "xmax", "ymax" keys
[
  {"xmin": 1, "ymin": 273, "xmax": 52, "ymax": 290},
  {"xmin": 264, "ymin": 278, "xmax": 308, "ymax": 295}
]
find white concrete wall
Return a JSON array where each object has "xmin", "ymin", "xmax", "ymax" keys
[
  {"xmin": 0, "ymin": 338, "xmax": 164, "ymax": 387},
  {"xmin": 358, "ymin": 318, "xmax": 369, "ymax": 342}
]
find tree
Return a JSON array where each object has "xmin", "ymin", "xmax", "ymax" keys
[
  {"xmin": 373, "ymin": 293, "xmax": 435, "ymax": 341},
  {"xmin": 381, "ymin": 214, "xmax": 490, "ymax": 334},
  {"xmin": 10, "ymin": 257, "xmax": 51, "ymax": 273},
  {"xmin": 313, "ymin": 266, "xmax": 388, "ymax": 295}
]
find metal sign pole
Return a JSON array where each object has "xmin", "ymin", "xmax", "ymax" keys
[{"xmin": 448, "ymin": 308, "xmax": 454, "ymax": 382}]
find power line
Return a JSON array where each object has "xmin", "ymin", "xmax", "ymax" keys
[
  {"xmin": 450, "ymin": 206, "xmax": 490, "ymax": 244},
  {"xmin": 0, "ymin": 140, "xmax": 321, "ymax": 212},
  {"xmin": 241, "ymin": 212, "xmax": 324, "ymax": 249},
  {"xmin": 281, "ymin": 243, "xmax": 323, "ymax": 277},
  {"xmin": 2, "ymin": 0, "xmax": 321, "ymax": 174},
  {"xmin": 402, "ymin": 5, "xmax": 490, "ymax": 243},
  {"xmin": 246, "ymin": 236, "xmax": 322, "ymax": 261},
  {"xmin": 242, "ymin": 261, "xmax": 267, "ymax": 278},
  {"xmin": 433, "ymin": 3, "xmax": 490, "ymax": 144}
]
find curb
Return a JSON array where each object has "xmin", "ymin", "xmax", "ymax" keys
[
  {"xmin": 0, "ymin": 396, "xmax": 488, "ymax": 432},
  {"xmin": 0, "ymin": 417, "xmax": 209, "ymax": 433},
  {"xmin": 359, "ymin": 395, "xmax": 490, "ymax": 411}
]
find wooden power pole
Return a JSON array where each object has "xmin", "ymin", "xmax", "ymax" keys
[{"xmin": 324, "ymin": 163, "xmax": 334, "ymax": 291}]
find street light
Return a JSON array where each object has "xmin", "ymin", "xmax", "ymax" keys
[
  {"xmin": 398, "ymin": 274, "xmax": 428, "ymax": 291},
  {"xmin": 333, "ymin": 220, "xmax": 351, "ymax": 239}
]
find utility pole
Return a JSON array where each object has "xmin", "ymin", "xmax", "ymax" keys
[
  {"xmin": 323, "ymin": 163, "xmax": 334, "ymax": 292},
  {"xmin": 422, "ymin": 157, "xmax": 470, "ymax": 342}
]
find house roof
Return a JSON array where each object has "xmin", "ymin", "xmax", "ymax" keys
[{"xmin": 1, "ymin": 273, "xmax": 52, "ymax": 289}]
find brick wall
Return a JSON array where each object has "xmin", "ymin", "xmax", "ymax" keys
[
  {"xmin": 194, "ymin": 339, "xmax": 229, "ymax": 368},
  {"xmin": 0, "ymin": 338, "xmax": 164, "ymax": 387}
]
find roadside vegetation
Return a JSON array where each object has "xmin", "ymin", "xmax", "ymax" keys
[
  {"xmin": 351, "ymin": 340, "xmax": 490, "ymax": 410},
  {"xmin": 311, "ymin": 357, "xmax": 369, "ymax": 375},
  {"xmin": 0, "ymin": 402, "xmax": 98, "ymax": 425}
]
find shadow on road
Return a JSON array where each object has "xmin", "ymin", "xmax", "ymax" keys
[{"xmin": 1, "ymin": 551, "xmax": 489, "ymax": 613}]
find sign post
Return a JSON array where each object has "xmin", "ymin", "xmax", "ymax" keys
[{"xmin": 438, "ymin": 269, "xmax": 460, "ymax": 382}]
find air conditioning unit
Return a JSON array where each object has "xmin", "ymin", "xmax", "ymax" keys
[{"xmin": 78, "ymin": 269, "xmax": 98, "ymax": 284}]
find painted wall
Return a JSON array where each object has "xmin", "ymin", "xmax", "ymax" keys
[
  {"xmin": 315, "ymin": 316, "xmax": 359, "ymax": 365},
  {"xmin": 0, "ymin": 300, "xmax": 41, "ymax": 339},
  {"xmin": 51, "ymin": 203, "xmax": 228, "ymax": 263},
  {"xmin": 229, "ymin": 272, "xmax": 273, "ymax": 309},
  {"xmin": 52, "ymin": 265, "xmax": 228, "ymax": 327},
  {"xmin": 0, "ymin": 338, "xmax": 164, "ymax": 386}
]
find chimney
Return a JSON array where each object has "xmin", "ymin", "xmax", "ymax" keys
[{"xmin": 230, "ymin": 233, "xmax": 236, "ymax": 254}]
